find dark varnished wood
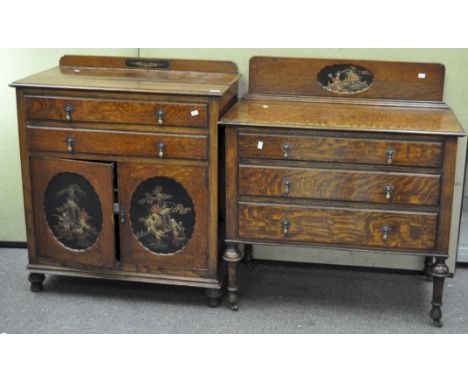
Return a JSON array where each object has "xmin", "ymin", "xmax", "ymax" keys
[
  {"xmin": 249, "ymin": 56, "xmax": 445, "ymax": 101},
  {"xmin": 238, "ymin": 132, "xmax": 444, "ymax": 167},
  {"xmin": 239, "ymin": 165, "xmax": 441, "ymax": 206},
  {"xmin": 223, "ymin": 100, "xmax": 464, "ymax": 136},
  {"xmin": 13, "ymin": 55, "xmax": 239, "ymax": 301},
  {"xmin": 222, "ymin": 56, "xmax": 465, "ymax": 324},
  {"xmin": 30, "ymin": 157, "xmax": 116, "ymax": 269},
  {"xmin": 26, "ymin": 96, "xmax": 208, "ymax": 128},
  {"xmin": 118, "ymin": 162, "xmax": 209, "ymax": 276},
  {"xmin": 28, "ymin": 273, "xmax": 45, "ymax": 292},
  {"xmin": 27, "ymin": 126, "xmax": 208, "ymax": 161},
  {"xmin": 11, "ymin": 56, "xmax": 240, "ymax": 96},
  {"xmin": 238, "ymin": 203, "xmax": 438, "ymax": 251},
  {"xmin": 60, "ymin": 55, "xmax": 239, "ymax": 74}
]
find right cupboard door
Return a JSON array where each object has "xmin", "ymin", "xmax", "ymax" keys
[{"xmin": 118, "ymin": 162, "xmax": 209, "ymax": 276}]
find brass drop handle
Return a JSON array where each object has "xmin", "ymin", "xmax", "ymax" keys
[
  {"xmin": 64, "ymin": 104, "xmax": 74, "ymax": 121},
  {"xmin": 383, "ymin": 184, "xmax": 395, "ymax": 200},
  {"xmin": 380, "ymin": 225, "xmax": 393, "ymax": 241},
  {"xmin": 120, "ymin": 205, "xmax": 126, "ymax": 224},
  {"xmin": 282, "ymin": 178, "xmax": 291, "ymax": 196},
  {"xmin": 282, "ymin": 144, "xmax": 290, "ymax": 159},
  {"xmin": 66, "ymin": 136, "xmax": 75, "ymax": 153},
  {"xmin": 157, "ymin": 142, "xmax": 166, "ymax": 158},
  {"xmin": 281, "ymin": 219, "xmax": 291, "ymax": 235},
  {"xmin": 386, "ymin": 146, "xmax": 395, "ymax": 164},
  {"xmin": 156, "ymin": 109, "xmax": 165, "ymax": 126}
]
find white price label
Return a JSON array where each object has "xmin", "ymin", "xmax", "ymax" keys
[
  {"xmin": 418, "ymin": 72, "xmax": 426, "ymax": 79},
  {"xmin": 257, "ymin": 141, "xmax": 264, "ymax": 150},
  {"xmin": 191, "ymin": 110, "xmax": 199, "ymax": 117}
]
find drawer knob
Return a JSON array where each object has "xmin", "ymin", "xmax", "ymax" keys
[
  {"xmin": 157, "ymin": 142, "xmax": 166, "ymax": 158},
  {"xmin": 386, "ymin": 146, "xmax": 395, "ymax": 164},
  {"xmin": 120, "ymin": 205, "xmax": 126, "ymax": 224},
  {"xmin": 383, "ymin": 184, "xmax": 395, "ymax": 200},
  {"xmin": 380, "ymin": 225, "xmax": 393, "ymax": 241},
  {"xmin": 282, "ymin": 178, "xmax": 292, "ymax": 196},
  {"xmin": 66, "ymin": 136, "xmax": 75, "ymax": 153},
  {"xmin": 281, "ymin": 219, "xmax": 291, "ymax": 235},
  {"xmin": 156, "ymin": 109, "xmax": 165, "ymax": 126},
  {"xmin": 282, "ymin": 144, "xmax": 290, "ymax": 159},
  {"xmin": 64, "ymin": 104, "xmax": 74, "ymax": 121}
]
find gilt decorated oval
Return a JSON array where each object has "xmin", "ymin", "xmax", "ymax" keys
[
  {"xmin": 317, "ymin": 64, "xmax": 374, "ymax": 94},
  {"xmin": 130, "ymin": 177, "xmax": 196, "ymax": 255},
  {"xmin": 44, "ymin": 172, "xmax": 103, "ymax": 251}
]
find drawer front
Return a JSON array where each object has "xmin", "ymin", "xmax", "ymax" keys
[
  {"xmin": 25, "ymin": 96, "xmax": 207, "ymax": 128},
  {"xmin": 239, "ymin": 165, "xmax": 441, "ymax": 206},
  {"xmin": 239, "ymin": 133, "xmax": 443, "ymax": 168},
  {"xmin": 238, "ymin": 203, "xmax": 437, "ymax": 250},
  {"xmin": 27, "ymin": 127, "xmax": 207, "ymax": 160}
]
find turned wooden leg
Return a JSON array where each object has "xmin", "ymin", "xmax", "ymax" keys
[
  {"xmin": 223, "ymin": 243, "xmax": 243, "ymax": 311},
  {"xmin": 423, "ymin": 256, "xmax": 433, "ymax": 279},
  {"xmin": 244, "ymin": 244, "xmax": 254, "ymax": 268},
  {"xmin": 28, "ymin": 273, "xmax": 45, "ymax": 292},
  {"xmin": 430, "ymin": 257, "xmax": 449, "ymax": 328},
  {"xmin": 205, "ymin": 288, "xmax": 222, "ymax": 308}
]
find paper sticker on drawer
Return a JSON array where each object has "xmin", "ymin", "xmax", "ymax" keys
[
  {"xmin": 191, "ymin": 110, "xmax": 199, "ymax": 117},
  {"xmin": 257, "ymin": 141, "xmax": 264, "ymax": 150}
]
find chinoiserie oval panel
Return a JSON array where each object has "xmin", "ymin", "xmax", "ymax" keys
[
  {"xmin": 130, "ymin": 177, "xmax": 196, "ymax": 255},
  {"xmin": 317, "ymin": 64, "xmax": 374, "ymax": 94},
  {"xmin": 44, "ymin": 172, "xmax": 103, "ymax": 251}
]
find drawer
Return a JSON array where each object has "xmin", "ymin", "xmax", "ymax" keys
[
  {"xmin": 239, "ymin": 165, "xmax": 441, "ymax": 206},
  {"xmin": 27, "ymin": 127, "xmax": 207, "ymax": 160},
  {"xmin": 238, "ymin": 203, "xmax": 437, "ymax": 250},
  {"xmin": 25, "ymin": 96, "xmax": 207, "ymax": 128},
  {"xmin": 239, "ymin": 133, "xmax": 443, "ymax": 168}
]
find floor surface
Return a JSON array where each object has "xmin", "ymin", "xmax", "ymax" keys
[{"xmin": 1, "ymin": 248, "xmax": 467, "ymax": 333}]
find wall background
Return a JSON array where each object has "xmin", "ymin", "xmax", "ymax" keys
[
  {"xmin": 1, "ymin": 48, "xmax": 467, "ymax": 270},
  {"xmin": 0, "ymin": 48, "xmax": 137, "ymax": 241}
]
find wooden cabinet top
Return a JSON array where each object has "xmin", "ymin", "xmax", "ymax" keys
[
  {"xmin": 11, "ymin": 55, "xmax": 240, "ymax": 97},
  {"xmin": 221, "ymin": 56, "xmax": 464, "ymax": 136}
]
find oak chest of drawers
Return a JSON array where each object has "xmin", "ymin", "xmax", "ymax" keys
[
  {"xmin": 11, "ymin": 55, "xmax": 239, "ymax": 306},
  {"xmin": 220, "ymin": 56, "xmax": 465, "ymax": 326}
]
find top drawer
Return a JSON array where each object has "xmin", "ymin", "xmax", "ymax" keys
[
  {"xmin": 25, "ymin": 96, "xmax": 207, "ymax": 128},
  {"xmin": 239, "ymin": 133, "xmax": 443, "ymax": 168}
]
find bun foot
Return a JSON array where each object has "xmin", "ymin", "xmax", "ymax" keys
[
  {"xmin": 205, "ymin": 288, "xmax": 222, "ymax": 308},
  {"xmin": 231, "ymin": 304, "xmax": 239, "ymax": 312},
  {"xmin": 28, "ymin": 273, "xmax": 45, "ymax": 292}
]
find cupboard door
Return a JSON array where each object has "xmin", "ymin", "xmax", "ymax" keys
[
  {"xmin": 30, "ymin": 157, "xmax": 115, "ymax": 268},
  {"xmin": 118, "ymin": 162, "xmax": 209, "ymax": 274}
]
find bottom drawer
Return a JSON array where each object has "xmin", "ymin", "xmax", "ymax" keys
[{"xmin": 238, "ymin": 203, "xmax": 437, "ymax": 250}]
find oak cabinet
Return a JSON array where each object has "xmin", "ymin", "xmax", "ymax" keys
[
  {"xmin": 221, "ymin": 56, "xmax": 465, "ymax": 326},
  {"xmin": 12, "ymin": 55, "xmax": 239, "ymax": 306}
]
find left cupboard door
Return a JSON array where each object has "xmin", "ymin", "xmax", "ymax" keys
[{"xmin": 30, "ymin": 157, "xmax": 116, "ymax": 269}]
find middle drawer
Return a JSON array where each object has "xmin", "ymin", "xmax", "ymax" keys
[
  {"xmin": 239, "ymin": 165, "xmax": 441, "ymax": 206},
  {"xmin": 27, "ymin": 126, "xmax": 207, "ymax": 160}
]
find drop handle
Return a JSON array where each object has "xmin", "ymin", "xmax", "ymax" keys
[
  {"xmin": 64, "ymin": 104, "xmax": 74, "ymax": 121},
  {"xmin": 282, "ymin": 144, "xmax": 290, "ymax": 159},
  {"xmin": 120, "ymin": 205, "xmax": 126, "ymax": 224},
  {"xmin": 156, "ymin": 109, "xmax": 165, "ymax": 126},
  {"xmin": 383, "ymin": 184, "xmax": 395, "ymax": 200},
  {"xmin": 385, "ymin": 146, "xmax": 395, "ymax": 164},
  {"xmin": 157, "ymin": 142, "xmax": 166, "ymax": 158},
  {"xmin": 282, "ymin": 178, "xmax": 292, "ymax": 196},
  {"xmin": 66, "ymin": 136, "xmax": 75, "ymax": 153},
  {"xmin": 380, "ymin": 225, "xmax": 393, "ymax": 241},
  {"xmin": 281, "ymin": 219, "xmax": 291, "ymax": 235}
]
